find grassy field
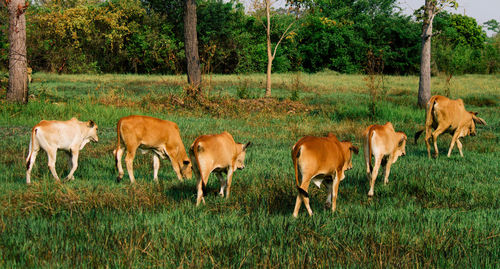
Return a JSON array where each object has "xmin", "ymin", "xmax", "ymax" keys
[{"xmin": 0, "ymin": 72, "xmax": 499, "ymax": 267}]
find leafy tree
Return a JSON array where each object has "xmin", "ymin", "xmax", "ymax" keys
[{"xmin": 483, "ymin": 19, "xmax": 499, "ymax": 34}]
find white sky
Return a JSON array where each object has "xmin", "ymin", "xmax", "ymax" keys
[{"xmin": 239, "ymin": 0, "xmax": 500, "ymax": 36}]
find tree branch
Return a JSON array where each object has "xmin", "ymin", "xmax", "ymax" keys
[{"xmin": 272, "ymin": 20, "xmax": 295, "ymax": 59}]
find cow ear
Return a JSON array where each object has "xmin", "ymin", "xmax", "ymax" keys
[
  {"xmin": 87, "ymin": 120, "xmax": 95, "ymax": 128},
  {"xmin": 183, "ymin": 160, "xmax": 190, "ymax": 165},
  {"xmin": 398, "ymin": 136, "xmax": 406, "ymax": 147},
  {"xmin": 472, "ymin": 115, "xmax": 487, "ymax": 125},
  {"xmin": 350, "ymin": 145, "xmax": 359, "ymax": 155},
  {"xmin": 243, "ymin": 142, "xmax": 252, "ymax": 150}
]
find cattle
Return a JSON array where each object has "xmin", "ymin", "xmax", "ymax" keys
[
  {"xmin": 25, "ymin": 118, "xmax": 99, "ymax": 184},
  {"xmin": 291, "ymin": 133, "xmax": 358, "ymax": 217},
  {"xmin": 27, "ymin": 67, "xmax": 32, "ymax": 84},
  {"xmin": 189, "ymin": 132, "xmax": 251, "ymax": 206},
  {"xmin": 363, "ymin": 122, "xmax": 407, "ymax": 197},
  {"xmin": 415, "ymin": 95, "xmax": 487, "ymax": 158},
  {"xmin": 113, "ymin": 115, "xmax": 192, "ymax": 183}
]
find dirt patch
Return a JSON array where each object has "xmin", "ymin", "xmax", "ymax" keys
[{"xmin": 140, "ymin": 93, "xmax": 311, "ymax": 118}]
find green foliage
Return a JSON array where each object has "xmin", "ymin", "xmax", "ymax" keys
[
  {"xmin": 433, "ymin": 12, "xmax": 494, "ymax": 75},
  {"xmin": 0, "ymin": 0, "xmax": 497, "ymax": 74}
]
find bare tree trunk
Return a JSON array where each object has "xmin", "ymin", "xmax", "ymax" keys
[
  {"xmin": 265, "ymin": 0, "xmax": 273, "ymax": 97},
  {"xmin": 184, "ymin": 0, "xmax": 201, "ymax": 87},
  {"xmin": 417, "ymin": 1, "xmax": 435, "ymax": 108},
  {"xmin": 6, "ymin": 0, "xmax": 28, "ymax": 103}
]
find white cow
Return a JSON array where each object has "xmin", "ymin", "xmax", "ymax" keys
[{"xmin": 26, "ymin": 118, "xmax": 99, "ymax": 184}]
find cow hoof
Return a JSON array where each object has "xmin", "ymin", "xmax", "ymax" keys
[
  {"xmin": 116, "ymin": 177, "xmax": 122, "ymax": 183},
  {"xmin": 325, "ymin": 202, "xmax": 332, "ymax": 209},
  {"xmin": 368, "ymin": 191, "xmax": 374, "ymax": 197}
]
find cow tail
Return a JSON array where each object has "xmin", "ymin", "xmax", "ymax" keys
[
  {"xmin": 368, "ymin": 128, "xmax": 374, "ymax": 171},
  {"xmin": 114, "ymin": 119, "xmax": 122, "ymax": 167},
  {"xmin": 26, "ymin": 127, "xmax": 37, "ymax": 170},
  {"xmin": 292, "ymin": 145, "xmax": 308, "ymax": 198},
  {"xmin": 191, "ymin": 140, "xmax": 206, "ymax": 196},
  {"xmin": 414, "ymin": 130, "xmax": 424, "ymax": 144}
]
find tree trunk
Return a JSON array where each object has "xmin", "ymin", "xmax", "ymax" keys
[
  {"xmin": 265, "ymin": 0, "xmax": 272, "ymax": 97},
  {"xmin": 184, "ymin": 0, "xmax": 201, "ymax": 87},
  {"xmin": 6, "ymin": 0, "xmax": 28, "ymax": 103},
  {"xmin": 417, "ymin": 2, "xmax": 434, "ymax": 108}
]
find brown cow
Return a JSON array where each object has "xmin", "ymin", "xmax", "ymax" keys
[
  {"xmin": 292, "ymin": 133, "xmax": 358, "ymax": 217},
  {"xmin": 26, "ymin": 118, "xmax": 99, "ymax": 184},
  {"xmin": 114, "ymin": 115, "xmax": 192, "ymax": 183},
  {"xmin": 189, "ymin": 132, "xmax": 251, "ymax": 206},
  {"xmin": 415, "ymin": 95, "xmax": 487, "ymax": 158},
  {"xmin": 363, "ymin": 122, "xmax": 407, "ymax": 197}
]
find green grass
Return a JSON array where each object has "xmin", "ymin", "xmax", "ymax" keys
[{"xmin": 0, "ymin": 72, "xmax": 499, "ymax": 267}]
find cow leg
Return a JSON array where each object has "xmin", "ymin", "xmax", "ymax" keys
[
  {"xmin": 383, "ymin": 155, "xmax": 394, "ymax": 185},
  {"xmin": 292, "ymin": 194, "xmax": 303, "ymax": 218},
  {"xmin": 368, "ymin": 155, "xmax": 383, "ymax": 197},
  {"xmin": 424, "ymin": 127, "xmax": 433, "ymax": 159},
  {"xmin": 216, "ymin": 172, "xmax": 226, "ymax": 197},
  {"xmin": 431, "ymin": 125, "xmax": 448, "ymax": 158},
  {"xmin": 456, "ymin": 138, "xmax": 464, "ymax": 157},
  {"xmin": 65, "ymin": 150, "xmax": 79, "ymax": 181},
  {"xmin": 447, "ymin": 132, "xmax": 460, "ymax": 157},
  {"xmin": 364, "ymin": 144, "xmax": 372, "ymax": 183},
  {"xmin": 196, "ymin": 169, "xmax": 210, "ymax": 206},
  {"xmin": 26, "ymin": 148, "xmax": 40, "ymax": 185},
  {"xmin": 225, "ymin": 168, "xmax": 234, "ymax": 199},
  {"xmin": 46, "ymin": 148, "xmax": 60, "ymax": 182},
  {"xmin": 299, "ymin": 175, "xmax": 313, "ymax": 216},
  {"xmin": 331, "ymin": 171, "xmax": 343, "ymax": 212},
  {"xmin": 115, "ymin": 146, "xmax": 124, "ymax": 182},
  {"xmin": 153, "ymin": 154, "xmax": 160, "ymax": 182},
  {"xmin": 125, "ymin": 146, "xmax": 137, "ymax": 183}
]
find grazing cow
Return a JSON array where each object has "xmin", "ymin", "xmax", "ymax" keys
[
  {"xmin": 114, "ymin": 115, "xmax": 192, "ymax": 183},
  {"xmin": 189, "ymin": 132, "xmax": 251, "ymax": 206},
  {"xmin": 27, "ymin": 67, "xmax": 32, "ymax": 84},
  {"xmin": 363, "ymin": 122, "xmax": 407, "ymax": 197},
  {"xmin": 291, "ymin": 133, "xmax": 358, "ymax": 217},
  {"xmin": 415, "ymin": 95, "xmax": 487, "ymax": 158},
  {"xmin": 26, "ymin": 118, "xmax": 99, "ymax": 184}
]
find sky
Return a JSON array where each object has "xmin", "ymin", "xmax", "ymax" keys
[{"xmin": 240, "ymin": 0, "xmax": 500, "ymax": 36}]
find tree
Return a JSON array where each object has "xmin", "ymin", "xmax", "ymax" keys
[
  {"xmin": 416, "ymin": 0, "xmax": 457, "ymax": 108},
  {"xmin": 6, "ymin": 0, "xmax": 29, "ymax": 103},
  {"xmin": 184, "ymin": 0, "xmax": 201, "ymax": 87},
  {"xmin": 253, "ymin": 0, "xmax": 298, "ymax": 97},
  {"xmin": 483, "ymin": 19, "xmax": 499, "ymax": 35}
]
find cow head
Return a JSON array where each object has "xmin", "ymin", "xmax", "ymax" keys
[
  {"xmin": 341, "ymin": 141, "xmax": 358, "ymax": 172},
  {"xmin": 468, "ymin": 112, "xmax": 487, "ymax": 137},
  {"xmin": 86, "ymin": 120, "xmax": 99, "ymax": 142},
  {"xmin": 180, "ymin": 159, "xmax": 193, "ymax": 179},
  {"xmin": 393, "ymin": 132, "xmax": 407, "ymax": 163},
  {"xmin": 235, "ymin": 142, "xmax": 251, "ymax": 170}
]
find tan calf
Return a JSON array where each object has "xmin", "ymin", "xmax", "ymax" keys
[
  {"xmin": 26, "ymin": 118, "xmax": 99, "ymax": 184},
  {"xmin": 292, "ymin": 133, "xmax": 358, "ymax": 217},
  {"xmin": 114, "ymin": 115, "xmax": 192, "ymax": 183},
  {"xmin": 415, "ymin": 95, "xmax": 487, "ymax": 158},
  {"xmin": 189, "ymin": 132, "xmax": 251, "ymax": 206},
  {"xmin": 363, "ymin": 122, "xmax": 407, "ymax": 197}
]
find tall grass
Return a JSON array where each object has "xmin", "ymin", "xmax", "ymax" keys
[{"xmin": 0, "ymin": 73, "xmax": 498, "ymax": 267}]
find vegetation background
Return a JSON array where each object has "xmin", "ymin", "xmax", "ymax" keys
[{"xmin": 0, "ymin": 0, "xmax": 498, "ymax": 75}]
